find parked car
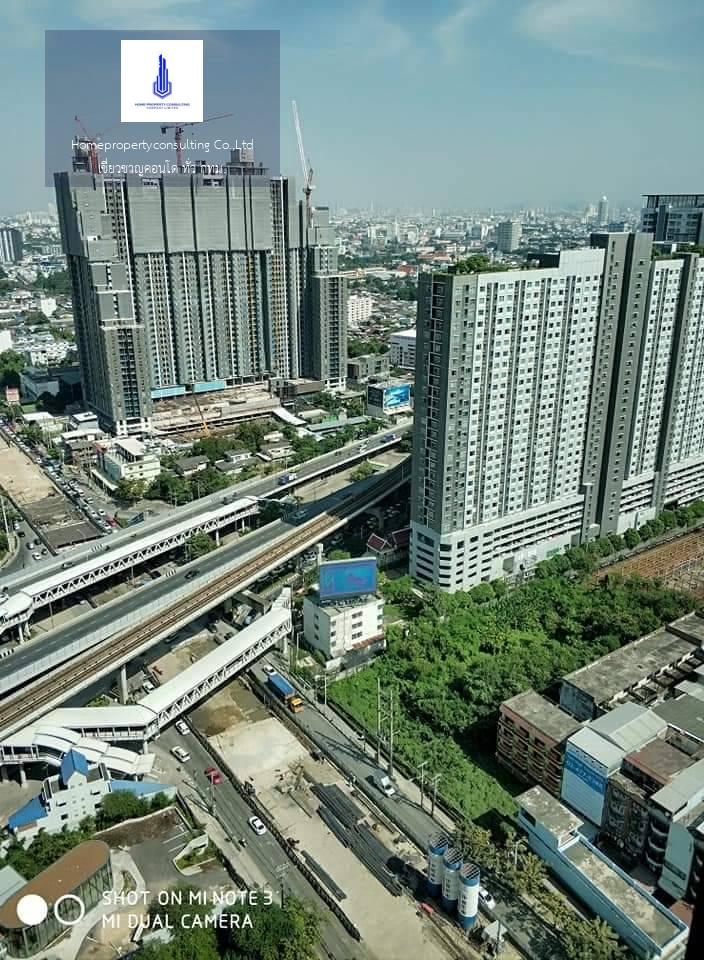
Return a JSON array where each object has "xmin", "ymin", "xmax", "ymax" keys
[
  {"xmin": 262, "ymin": 664, "xmax": 276, "ymax": 676},
  {"xmin": 248, "ymin": 816, "xmax": 266, "ymax": 836},
  {"xmin": 142, "ymin": 680, "xmax": 155, "ymax": 693},
  {"xmin": 175, "ymin": 720, "xmax": 189, "ymax": 736},
  {"xmin": 171, "ymin": 745, "xmax": 190, "ymax": 763}
]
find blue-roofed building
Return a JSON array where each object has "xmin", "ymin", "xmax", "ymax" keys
[{"xmin": 5, "ymin": 750, "xmax": 176, "ymax": 846}]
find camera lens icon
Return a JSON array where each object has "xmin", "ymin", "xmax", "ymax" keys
[{"xmin": 16, "ymin": 893, "xmax": 85, "ymax": 928}]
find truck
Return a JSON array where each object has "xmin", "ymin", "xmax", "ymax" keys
[
  {"xmin": 267, "ymin": 672, "xmax": 305, "ymax": 714},
  {"xmin": 373, "ymin": 769, "xmax": 396, "ymax": 797},
  {"xmin": 278, "ymin": 472, "xmax": 298, "ymax": 485}
]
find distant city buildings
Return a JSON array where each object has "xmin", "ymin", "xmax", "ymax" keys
[
  {"xmin": 496, "ymin": 220, "xmax": 522, "ymax": 253},
  {"xmin": 0, "ymin": 227, "xmax": 22, "ymax": 263},
  {"xmin": 410, "ymin": 233, "xmax": 704, "ymax": 589},
  {"xmin": 641, "ymin": 194, "xmax": 704, "ymax": 246},
  {"xmin": 347, "ymin": 293, "xmax": 374, "ymax": 328},
  {"xmin": 597, "ymin": 195, "xmax": 609, "ymax": 226}
]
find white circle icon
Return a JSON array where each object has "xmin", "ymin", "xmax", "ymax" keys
[
  {"xmin": 16, "ymin": 895, "xmax": 48, "ymax": 927},
  {"xmin": 54, "ymin": 894, "xmax": 85, "ymax": 927}
]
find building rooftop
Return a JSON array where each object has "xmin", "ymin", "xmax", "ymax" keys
[
  {"xmin": 0, "ymin": 867, "xmax": 25, "ymax": 907},
  {"xmin": 501, "ymin": 690, "xmax": 582, "ymax": 744},
  {"xmin": 650, "ymin": 756, "xmax": 704, "ymax": 816},
  {"xmin": 567, "ymin": 726, "xmax": 626, "ymax": 769},
  {"xmin": 590, "ymin": 702, "xmax": 667, "ymax": 752},
  {"xmin": 7, "ymin": 795, "xmax": 47, "ymax": 832},
  {"xmin": 0, "ymin": 840, "xmax": 110, "ymax": 931},
  {"xmin": 562, "ymin": 625, "xmax": 698, "ymax": 707},
  {"xmin": 565, "ymin": 841, "xmax": 684, "ymax": 949},
  {"xmin": 669, "ymin": 612, "xmax": 704, "ymax": 647},
  {"xmin": 654, "ymin": 694, "xmax": 704, "ymax": 746},
  {"xmin": 517, "ymin": 786, "xmax": 583, "ymax": 838},
  {"xmin": 625, "ymin": 738, "xmax": 694, "ymax": 786}
]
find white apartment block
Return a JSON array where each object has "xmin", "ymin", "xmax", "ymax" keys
[
  {"xmin": 96, "ymin": 437, "xmax": 161, "ymax": 488},
  {"xmin": 303, "ymin": 593, "xmax": 384, "ymax": 664},
  {"xmin": 389, "ymin": 328, "xmax": 416, "ymax": 369},
  {"xmin": 347, "ymin": 293, "xmax": 373, "ymax": 328},
  {"xmin": 411, "ymin": 235, "xmax": 704, "ymax": 590}
]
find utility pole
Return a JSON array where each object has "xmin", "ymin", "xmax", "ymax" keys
[
  {"xmin": 376, "ymin": 677, "xmax": 382, "ymax": 766},
  {"xmin": 274, "ymin": 863, "xmax": 289, "ymax": 908},
  {"xmin": 376, "ymin": 679, "xmax": 396, "ymax": 776},
  {"xmin": 417, "ymin": 760, "xmax": 428, "ymax": 810},
  {"xmin": 430, "ymin": 773, "xmax": 441, "ymax": 819},
  {"xmin": 388, "ymin": 688, "xmax": 395, "ymax": 778}
]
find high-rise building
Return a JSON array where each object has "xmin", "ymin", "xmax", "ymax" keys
[
  {"xmin": 410, "ymin": 237, "xmax": 704, "ymax": 589},
  {"xmin": 641, "ymin": 194, "xmax": 704, "ymax": 245},
  {"xmin": 496, "ymin": 220, "xmax": 522, "ymax": 253},
  {"xmin": 55, "ymin": 149, "xmax": 346, "ymax": 434},
  {"xmin": 303, "ymin": 206, "xmax": 347, "ymax": 391},
  {"xmin": 0, "ymin": 227, "xmax": 23, "ymax": 263},
  {"xmin": 597, "ymin": 195, "xmax": 609, "ymax": 226}
]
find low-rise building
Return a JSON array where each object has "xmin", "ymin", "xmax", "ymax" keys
[
  {"xmin": 0, "ymin": 840, "xmax": 112, "ymax": 958},
  {"xmin": 347, "ymin": 353, "xmax": 390, "ymax": 383},
  {"xmin": 18, "ymin": 364, "xmax": 81, "ymax": 403},
  {"xmin": 560, "ymin": 616, "xmax": 704, "ymax": 721},
  {"xmin": 516, "ymin": 786, "xmax": 689, "ymax": 960},
  {"xmin": 6, "ymin": 749, "xmax": 176, "ymax": 846},
  {"xmin": 496, "ymin": 690, "xmax": 581, "ymax": 796},
  {"xmin": 389, "ymin": 329, "xmax": 416, "ymax": 370},
  {"xmin": 303, "ymin": 590, "xmax": 385, "ymax": 668},
  {"xmin": 259, "ymin": 441, "xmax": 295, "ymax": 462},
  {"xmin": 95, "ymin": 438, "xmax": 161, "ymax": 489},
  {"xmin": 173, "ymin": 455, "xmax": 209, "ymax": 477},
  {"xmin": 647, "ymin": 757, "xmax": 704, "ymax": 899}
]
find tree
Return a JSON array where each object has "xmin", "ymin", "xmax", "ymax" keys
[
  {"xmin": 0, "ymin": 350, "xmax": 25, "ymax": 389},
  {"xmin": 328, "ymin": 549, "xmax": 351, "ymax": 561},
  {"xmin": 187, "ymin": 531, "xmax": 216, "ymax": 559},
  {"xmin": 470, "ymin": 583, "xmax": 494, "ymax": 604},
  {"xmin": 454, "ymin": 254, "xmax": 512, "ymax": 275},
  {"xmin": 623, "ymin": 528, "xmax": 640, "ymax": 549},
  {"xmin": 351, "ymin": 461, "xmax": 375, "ymax": 481},
  {"xmin": 115, "ymin": 478, "xmax": 146, "ymax": 504},
  {"xmin": 0, "ymin": 532, "xmax": 8, "ymax": 556},
  {"xmin": 219, "ymin": 897, "xmax": 322, "ymax": 960}
]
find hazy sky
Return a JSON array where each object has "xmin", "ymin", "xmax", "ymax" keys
[{"xmin": 2, "ymin": 0, "xmax": 703, "ymax": 216}]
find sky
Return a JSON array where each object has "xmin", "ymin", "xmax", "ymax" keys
[{"xmin": 1, "ymin": 0, "xmax": 703, "ymax": 216}]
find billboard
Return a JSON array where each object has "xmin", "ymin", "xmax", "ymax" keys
[
  {"xmin": 319, "ymin": 557, "xmax": 378, "ymax": 601},
  {"xmin": 4, "ymin": 387, "xmax": 19, "ymax": 405},
  {"xmin": 366, "ymin": 383, "xmax": 412, "ymax": 415}
]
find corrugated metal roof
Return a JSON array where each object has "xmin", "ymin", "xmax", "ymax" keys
[
  {"xmin": 60, "ymin": 748, "xmax": 89, "ymax": 784},
  {"xmin": 567, "ymin": 726, "xmax": 625, "ymax": 769},
  {"xmin": 590, "ymin": 703, "xmax": 666, "ymax": 752},
  {"xmin": 651, "ymin": 756, "xmax": 704, "ymax": 815}
]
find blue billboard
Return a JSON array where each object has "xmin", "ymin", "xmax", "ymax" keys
[
  {"xmin": 319, "ymin": 558, "xmax": 378, "ymax": 601},
  {"xmin": 383, "ymin": 384, "xmax": 411, "ymax": 412}
]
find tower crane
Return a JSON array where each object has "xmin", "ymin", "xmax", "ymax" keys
[
  {"xmin": 73, "ymin": 116, "xmax": 118, "ymax": 174},
  {"xmin": 292, "ymin": 100, "xmax": 315, "ymax": 229},
  {"xmin": 160, "ymin": 113, "xmax": 233, "ymax": 172}
]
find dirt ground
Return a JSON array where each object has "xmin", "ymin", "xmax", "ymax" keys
[
  {"xmin": 0, "ymin": 436, "xmax": 54, "ymax": 504},
  {"xmin": 189, "ymin": 676, "xmax": 268, "ymax": 737},
  {"xmin": 97, "ymin": 808, "xmax": 183, "ymax": 847}
]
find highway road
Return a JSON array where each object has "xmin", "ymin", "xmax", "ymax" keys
[
  {"xmin": 1, "ymin": 517, "xmax": 41, "ymax": 577},
  {"xmin": 158, "ymin": 724, "xmax": 372, "ymax": 960},
  {"xmin": 1, "ymin": 419, "xmax": 412, "ymax": 597}
]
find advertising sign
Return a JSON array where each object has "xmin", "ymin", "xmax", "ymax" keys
[{"xmin": 319, "ymin": 557, "xmax": 378, "ymax": 601}]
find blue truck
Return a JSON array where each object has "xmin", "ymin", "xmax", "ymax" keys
[{"xmin": 267, "ymin": 672, "xmax": 304, "ymax": 713}]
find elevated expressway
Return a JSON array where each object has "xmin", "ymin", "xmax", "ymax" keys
[
  {"xmin": 0, "ymin": 465, "xmax": 409, "ymax": 742},
  {"xmin": 0, "ymin": 422, "xmax": 410, "ymax": 638}
]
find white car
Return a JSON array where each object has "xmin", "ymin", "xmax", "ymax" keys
[
  {"xmin": 142, "ymin": 680, "xmax": 155, "ymax": 693},
  {"xmin": 32, "ymin": 553, "xmax": 42, "ymax": 561},
  {"xmin": 479, "ymin": 887, "xmax": 496, "ymax": 911},
  {"xmin": 248, "ymin": 816, "xmax": 267, "ymax": 836},
  {"xmin": 262, "ymin": 664, "xmax": 276, "ymax": 676},
  {"xmin": 171, "ymin": 745, "xmax": 191, "ymax": 763},
  {"xmin": 175, "ymin": 720, "xmax": 189, "ymax": 736}
]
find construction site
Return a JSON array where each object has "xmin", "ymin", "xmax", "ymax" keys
[{"xmin": 597, "ymin": 527, "xmax": 704, "ymax": 597}]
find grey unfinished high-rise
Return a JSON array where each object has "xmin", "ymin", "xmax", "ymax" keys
[
  {"xmin": 55, "ymin": 149, "xmax": 346, "ymax": 434},
  {"xmin": 410, "ymin": 235, "xmax": 704, "ymax": 590},
  {"xmin": 641, "ymin": 194, "xmax": 704, "ymax": 246}
]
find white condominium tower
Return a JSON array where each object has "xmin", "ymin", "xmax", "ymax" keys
[{"xmin": 410, "ymin": 233, "xmax": 704, "ymax": 590}]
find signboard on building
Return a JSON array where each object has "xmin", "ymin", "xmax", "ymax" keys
[
  {"xmin": 4, "ymin": 386, "xmax": 19, "ymax": 405},
  {"xmin": 366, "ymin": 382, "xmax": 412, "ymax": 417},
  {"xmin": 319, "ymin": 557, "xmax": 378, "ymax": 601}
]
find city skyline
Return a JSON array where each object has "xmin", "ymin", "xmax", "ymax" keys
[{"xmin": 0, "ymin": 0, "xmax": 702, "ymax": 215}]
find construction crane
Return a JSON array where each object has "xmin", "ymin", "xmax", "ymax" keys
[
  {"xmin": 192, "ymin": 394, "xmax": 211, "ymax": 438},
  {"xmin": 292, "ymin": 100, "xmax": 314, "ymax": 228},
  {"xmin": 160, "ymin": 113, "xmax": 233, "ymax": 172},
  {"xmin": 73, "ymin": 116, "xmax": 119, "ymax": 174}
]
